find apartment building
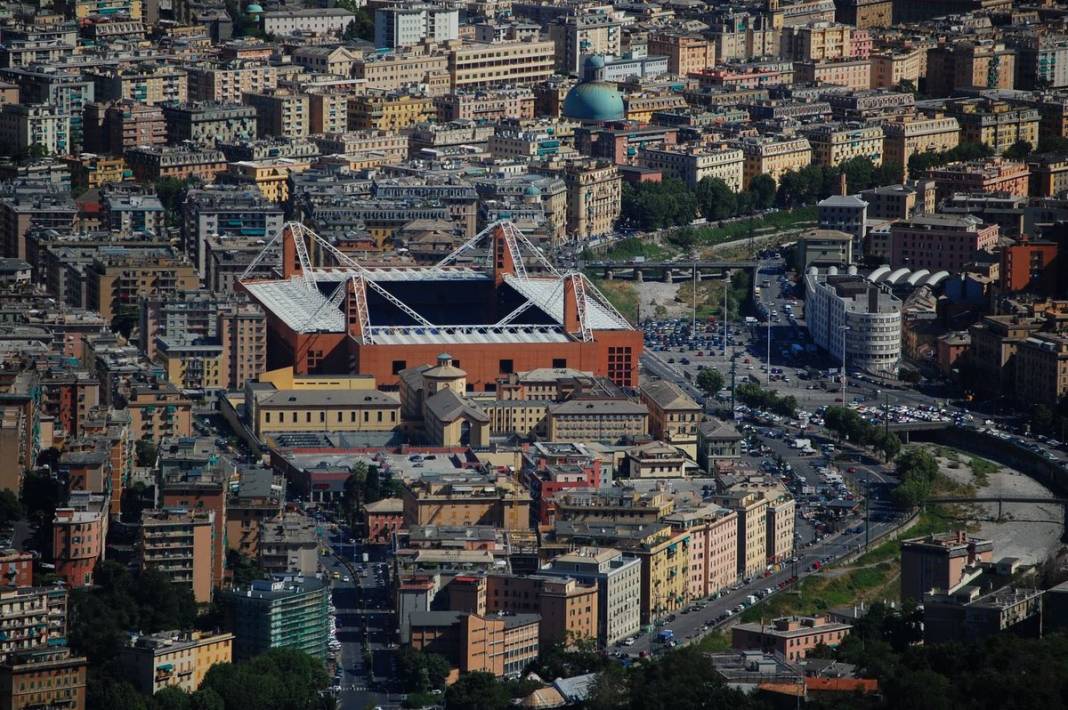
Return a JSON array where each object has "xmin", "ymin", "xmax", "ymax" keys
[
  {"xmin": 542, "ymin": 547, "xmax": 641, "ymax": 647},
  {"xmin": 242, "ymin": 89, "xmax": 309, "ymax": 139},
  {"xmin": 926, "ymin": 41, "xmax": 1016, "ymax": 96},
  {"xmin": 306, "ymin": 91, "xmax": 350, "ymax": 135},
  {"xmin": 119, "ymin": 631, "xmax": 233, "ymax": 695},
  {"xmin": 186, "ymin": 61, "xmax": 279, "ymax": 104},
  {"xmin": 647, "ymin": 32, "xmax": 715, "ymax": 76},
  {"xmin": 733, "ymin": 616, "xmax": 851, "ymax": 661},
  {"xmin": 1015, "ymin": 333, "xmax": 1068, "ymax": 407},
  {"xmin": 664, "ymin": 505, "xmax": 739, "ymax": 600},
  {"xmin": 0, "ymin": 103, "xmax": 69, "ymax": 156},
  {"xmin": 882, "ymin": 116, "xmax": 960, "ymax": 178},
  {"xmin": 260, "ymin": 8, "xmax": 354, "ymax": 35},
  {"xmin": 697, "ymin": 419, "xmax": 743, "ymax": 472},
  {"xmin": 125, "ymin": 146, "xmax": 228, "ymax": 183},
  {"xmin": 548, "ymin": 9, "xmax": 623, "ymax": 75},
  {"xmin": 374, "ymin": 4, "xmax": 458, "ymax": 48},
  {"xmin": 941, "ymin": 98, "xmax": 1039, "ymax": 154},
  {"xmin": 98, "ymin": 100, "xmax": 167, "ymax": 153},
  {"xmin": 89, "ymin": 63, "xmax": 187, "ymax": 105},
  {"xmin": 739, "ymin": 134, "xmax": 812, "ymax": 188},
  {"xmin": 639, "ymin": 379, "xmax": 701, "ymax": 458},
  {"xmin": 0, "ymin": 586, "xmax": 69, "ymax": 657},
  {"xmin": 223, "ymin": 576, "xmax": 330, "ymax": 661},
  {"xmin": 780, "ymin": 21, "xmax": 853, "ymax": 61},
  {"xmin": 83, "ymin": 247, "xmax": 198, "ymax": 322},
  {"xmin": 926, "ymin": 158, "xmax": 1029, "ymax": 200},
  {"xmin": 859, "ymin": 180, "xmax": 936, "ymax": 221},
  {"xmin": 63, "ymin": 153, "xmax": 127, "ymax": 192},
  {"xmin": 546, "ymin": 398, "xmax": 646, "ymax": 442},
  {"xmin": 900, "ymin": 530, "xmax": 994, "ymax": 602},
  {"xmin": 804, "ymin": 272, "xmax": 902, "ymax": 374},
  {"xmin": 449, "ymin": 40, "xmax": 556, "ymax": 90},
  {"xmin": 401, "ymin": 475, "xmax": 531, "ymax": 531},
  {"xmin": 408, "ymin": 610, "xmax": 540, "ymax": 678},
  {"xmin": 292, "ymin": 46, "xmax": 359, "ymax": 77},
  {"xmin": 869, "ymin": 47, "xmax": 926, "ymax": 89},
  {"xmin": 435, "ymin": 89, "xmax": 535, "ymax": 123},
  {"xmin": 162, "ymin": 101, "xmax": 257, "ymax": 146},
  {"xmin": 889, "ymin": 214, "xmax": 999, "ymax": 271},
  {"xmin": 804, "ymin": 124, "xmax": 883, "ymax": 167},
  {"xmin": 347, "ymin": 92, "xmax": 435, "ymax": 132},
  {"xmin": 639, "ymin": 145, "xmax": 744, "ymax": 191},
  {"xmin": 52, "ymin": 507, "xmax": 105, "ymax": 589},
  {"xmin": 353, "ymin": 49, "xmax": 451, "ymax": 94},
  {"xmin": 0, "ymin": 647, "xmax": 86, "ymax": 710},
  {"xmin": 793, "ymin": 57, "xmax": 871, "ymax": 90},
  {"xmin": 1001, "ymin": 240, "xmax": 1058, "ymax": 294},
  {"xmin": 560, "ymin": 160, "xmax": 622, "ymax": 241},
  {"xmin": 140, "ymin": 508, "xmax": 215, "ymax": 604}
]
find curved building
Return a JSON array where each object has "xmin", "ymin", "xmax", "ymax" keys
[{"xmin": 804, "ymin": 271, "xmax": 901, "ymax": 374}]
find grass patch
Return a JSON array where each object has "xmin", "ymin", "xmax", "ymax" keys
[
  {"xmin": 739, "ymin": 561, "xmax": 895, "ymax": 622},
  {"xmin": 600, "ymin": 237, "xmax": 676, "ymax": 262},
  {"xmin": 691, "ymin": 206, "xmax": 817, "ymax": 249},
  {"xmin": 968, "ymin": 456, "xmax": 998, "ymax": 486},
  {"xmin": 692, "ymin": 632, "xmax": 730, "ymax": 652},
  {"xmin": 590, "ymin": 278, "xmax": 638, "ymax": 323}
]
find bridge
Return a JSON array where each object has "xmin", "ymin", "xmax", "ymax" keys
[
  {"xmin": 584, "ymin": 260, "xmax": 757, "ymax": 283},
  {"xmin": 887, "ymin": 421, "xmax": 953, "ymax": 434}
]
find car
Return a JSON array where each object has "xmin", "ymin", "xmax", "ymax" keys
[
  {"xmin": 847, "ymin": 467, "xmax": 857, "ymax": 473},
  {"xmin": 623, "ymin": 638, "xmax": 636, "ymax": 646}
]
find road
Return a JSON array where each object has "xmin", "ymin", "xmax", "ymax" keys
[{"xmin": 319, "ymin": 527, "xmax": 401, "ymax": 710}]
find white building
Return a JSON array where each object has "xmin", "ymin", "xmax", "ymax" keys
[
  {"xmin": 374, "ymin": 4, "xmax": 459, "ymax": 49},
  {"xmin": 260, "ymin": 8, "xmax": 355, "ymax": 36},
  {"xmin": 543, "ymin": 547, "xmax": 642, "ymax": 647},
  {"xmin": 818, "ymin": 193, "xmax": 868, "ymax": 248},
  {"xmin": 804, "ymin": 269, "xmax": 901, "ymax": 374}
]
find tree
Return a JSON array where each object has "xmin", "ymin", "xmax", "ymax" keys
[
  {"xmin": 892, "ymin": 448, "xmax": 939, "ymax": 508},
  {"xmin": 444, "ymin": 672, "xmax": 511, "ymax": 710},
  {"xmin": 199, "ymin": 648, "xmax": 329, "ymax": 710},
  {"xmin": 618, "ymin": 179, "xmax": 698, "ymax": 231},
  {"xmin": 695, "ymin": 368, "xmax": 724, "ymax": 396},
  {"xmin": 135, "ymin": 439, "xmax": 158, "ymax": 467},
  {"xmin": 153, "ymin": 687, "xmax": 192, "ymax": 710},
  {"xmin": 0, "ymin": 489, "xmax": 22, "ymax": 527},
  {"xmin": 749, "ymin": 174, "xmax": 776, "ymax": 210},
  {"xmin": 396, "ymin": 647, "xmax": 450, "ymax": 693},
  {"xmin": 340, "ymin": 6, "xmax": 374, "ymax": 41},
  {"xmin": 1039, "ymin": 135, "xmax": 1068, "ymax": 154},
  {"xmin": 1003, "ymin": 140, "xmax": 1033, "ymax": 161},
  {"xmin": 364, "ymin": 465, "xmax": 382, "ymax": 504},
  {"xmin": 875, "ymin": 430, "xmax": 902, "ymax": 462},
  {"xmin": 586, "ymin": 664, "xmax": 629, "ymax": 710},
  {"xmin": 27, "ymin": 143, "xmax": 49, "ymax": 159},
  {"xmin": 666, "ymin": 226, "xmax": 697, "ymax": 251},
  {"xmin": 226, "ymin": 549, "xmax": 266, "ymax": 587},
  {"xmin": 1032, "ymin": 403, "xmax": 1054, "ymax": 434},
  {"xmin": 695, "ymin": 177, "xmax": 738, "ymax": 221}
]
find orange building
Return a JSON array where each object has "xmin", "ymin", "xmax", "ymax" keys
[
  {"xmin": 1000, "ymin": 240, "xmax": 1058, "ymax": 294},
  {"xmin": 732, "ymin": 615, "xmax": 852, "ymax": 662},
  {"xmin": 363, "ymin": 498, "xmax": 404, "ymax": 544},
  {"xmin": 408, "ymin": 610, "xmax": 540, "ymax": 678},
  {"xmin": 159, "ymin": 471, "xmax": 227, "ymax": 595},
  {"xmin": 240, "ymin": 222, "xmax": 642, "ymax": 389},
  {"xmin": 0, "ymin": 549, "xmax": 33, "ymax": 587},
  {"xmin": 0, "ymin": 647, "xmax": 86, "ymax": 710},
  {"xmin": 52, "ymin": 509, "xmax": 105, "ymax": 588}
]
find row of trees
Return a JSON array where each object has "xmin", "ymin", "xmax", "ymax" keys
[
  {"xmin": 736, "ymin": 382, "xmax": 798, "ymax": 418},
  {"xmin": 891, "ymin": 447, "xmax": 941, "ymax": 508},
  {"xmin": 619, "ymin": 156, "xmax": 900, "ymax": 233},
  {"xmin": 822, "ymin": 405, "xmax": 902, "ymax": 462},
  {"xmin": 906, "ymin": 142, "xmax": 994, "ymax": 178}
]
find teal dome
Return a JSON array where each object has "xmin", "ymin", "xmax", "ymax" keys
[
  {"xmin": 524, "ymin": 184, "xmax": 541, "ymax": 197},
  {"xmin": 587, "ymin": 54, "xmax": 606, "ymax": 70},
  {"xmin": 563, "ymin": 81, "xmax": 624, "ymax": 122},
  {"xmin": 245, "ymin": 3, "xmax": 263, "ymax": 12}
]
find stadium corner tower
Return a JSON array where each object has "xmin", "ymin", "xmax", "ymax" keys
[{"xmin": 238, "ymin": 221, "xmax": 642, "ymax": 389}]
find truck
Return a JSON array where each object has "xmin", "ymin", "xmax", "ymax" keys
[
  {"xmin": 791, "ymin": 438, "xmax": 811, "ymax": 450},
  {"xmin": 656, "ymin": 629, "xmax": 675, "ymax": 643},
  {"xmin": 362, "ymin": 552, "xmax": 369, "ymax": 563}
]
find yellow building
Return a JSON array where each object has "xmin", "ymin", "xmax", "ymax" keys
[
  {"xmin": 347, "ymin": 92, "xmax": 435, "ymax": 132},
  {"xmin": 883, "ymin": 115, "xmax": 961, "ymax": 178},
  {"xmin": 257, "ymin": 366, "xmax": 375, "ymax": 391},
  {"xmin": 781, "ymin": 21, "xmax": 852, "ymax": 61},
  {"xmin": 75, "ymin": 0, "xmax": 141, "ymax": 18},
  {"xmin": 562, "ymin": 160, "xmax": 622, "ymax": 242},
  {"xmin": 224, "ymin": 158, "xmax": 312, "ymax": 203},
  {"xmin": 639, "ymin": 379, "xmax": 701, "ymax": 458},
  {"xmin": 804, "ymin": 124, "xmax": 884, "ymax": 167},
  {"xmin": 120, "ymin": 631, "xmax": 232, "ymax": 695},
  {"xmin": 715, "ymin": 489, "xmax": 769, "ymax": 578},
  {"xmin": 402, "ymin": 474, "xmax": 531, "ymax": 531},
  {"xmin": 623, "ymin": 93, "xmax": 688, "ymax": 123},
  {"xmin": 90, "ymin": 63, "xmax": 187, "ymax": 105},
  {"xmin": 449, "ymin": 40, "xmax": 556, "ymax": 90},
  {"xmin": 647, "ymin": 32, "xmax": 715, "ymax": 76},
  {"xmin": 158, "ymin": 339, "xmax": 226, "ymax": 391},
  {"xmin": 942, "ymin": 98, "xmax": 1040, "ymax": 154},
  {"xmin": 63, "ymin": 153, "xmax": 128, "ymax": 191},
  {"xmin": 354, "ymin": 47, "xmax": 451, "ymax": 94},
  {"xmin": 740, "ymin": 134, "xmax": 812, "ymax": 187},
  {"xmin": 639, "ymin": 145, "xmax": 745, "ymax": 191},
  {"xmin": 250, "ymin": 387, "xmax": 400, "ymax": 438},
  {"xmin": 794, "ymin": 57, "xmax": 872, "ymax": 90},
  {"xmin": 869, "ymin": 47, "xmax": 926, "ymax": 89},
  {"xmin": 547, "ymin": 398, "xmax": 647, "ymax": 442}
]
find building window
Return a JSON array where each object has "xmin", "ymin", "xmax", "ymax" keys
[
  {"xmin": 552, "ymin": 358, "xmax": 566, "ymax": 368},
  {"xmin": 392, "ymin": 360, "xmax": 406, "ymax": 374},
  {"xmin": 499, "ymin": 359, "xmax": 514, "ymax": 374}
]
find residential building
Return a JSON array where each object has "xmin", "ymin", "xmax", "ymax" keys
[
  {"xmin": 374, "ymin": 4, "xmax": 459, "ymax": 48},
  {"xmin": 435, "ymin": 89, "xmax": 535, "ymax": 123},
  {"xmin": 186, "ymin": 62, "xmax": 279, "ymax": 104},
  {"xmin": 926, "ymin": 158, "xmax": 1030, "ymax": 200},
  {"xmin": 101, "ymin": 101, "xmax": 167, "ymax": 153},
  {"xmin": 889, "ymin": 214, "xmax": 999, "ymax": 271},
  {"xmin": 347, "ymin": 92, "xmax": 435, "ymax": 132},
  {"xmin": 968, "ymin": 315, "xmax": 1041, "ymax": 399},
  {"xmin": 122, "ymin": 384, "xmax": 194, "ymax": 441},
  {"xmin": 664, "ymin": 505, "xmax": 739, "ymax": 599},
  {"xmin": 732, "ymin": 615, "xmax": 851, "ymax": 661},
  {"xmin": 926, "ymin": 41, "xmax": 1016, "ymax": 96},
  {"xmin": 638, "ymin": 145, "xmax": 744, "ymax": 191},
  {"xmin": 560, "ymin": 160, "xmax": 622, "ymax": 241},
  {"xmin": 739, "ymin": 135, "xmax": 812, "ymax": 188},
  {"xmin": 408, "ymin": 610, "xmax": 540, "ymax": 678},
  {"xmin": 119, "ymin": 631, "xmax": 233, "ymax": 695},
  {"xmin": 0, "ymin": 183, "xmax": 76, "ymax": 261},
  {"xmin": 804, "ymin": 272, "xmax": 901, "ymax": 374},
  {"xmin": 84, "ymin": 247, "xmax": 198, "ymax": 322},
  {"xmin": 0, "ymin": 104, "xmax": 69, "ymax": 156},
  {"xmin": 1001, "ymin": 240, "xmax": 1058, "ymax": 294},
  {"xmin": 647, "ymin": 33, "xmax": 715, "ymax": 76},
  {"xmin": 640, "ymin": 379, "xmax": 701, "ymax": 458},
  {"xmin": 1015, "ymin": 333, "xmax": 1068, "ymax": 407},
  {"xmin": 306, "ymin": 91, "xmax": 350, "ymax": 135},
  {"xmin": 182, "ymin": 187, "xmax": 284, "ymax": 277},
  {"xmin": 223, "ymin": 576, "xmax": 330, "ymax": 661},
  {"xmin": 781, "ymin": 22, "xmax": 854, "ymax": 62},
  {"xmin": 882, "ymin": 116, "xmax": 960, "ymax": 179},
  {"xmin": 869, "ymin": 47, "xmax": 926, "ymax": 89},
  {"xmin": 52, "ymin": 508, "xmax": 105, "ymax": 589},
  {"xmin": 859, "ymin": 180, "xmax": 936, "ymax": 221},
  {"xmin": 804, "ymin": 124, "xmax": 883, "ymax": 168},
  {"xmin": 697, "ymin": 419, "xmax": 743, "ymax": 472},
  {"xmin": 942, "ymin": 98, "xmax": 1039, "ymax": 154},
  {"xmin": 291, "ymin": 46, "xmax": 358, "ymax": 77},
  {"xmin": 548, "ymin": 9, "xmax": 623, "ymax": 75},
  {"xmin": 62, "ymin": 153, "xmax": 128, "ymax": 192},
  {"xmin": 793, "ymin": 58, "xmax": 872, "ymax": 90},
  {"xmin": 541, "ymin": 547, "xmax": 641, "ymax": 647},
  {"xmin": 124, "ymin": 146, "xmax": 228, "ymax": 183},
  {"xmin": 353, "ymin": 49, "xmax": 451, "ymax": 94},
  {"xmin": 140, "ymin": 508, "xmax": 215, "ymax": 604},
  {"xmin": 449, "ymin": 41, "xmax": 556, "ymax": 90},
  {"xmin": 162, "ymin": 102, "xmax": 257, "ymax": 146},
  {"xmin": 924, "ymin": 587, "xmax": 1044, "ymax": 644},
  {"xmin": 243, "ymin": 89, "xmax": 309, "ymax": 139},
  {"xmin": 817, "ymin": 195, "xmax": 867, "ymax": 247},
  {"xmin": 158, "ymin": 463, "xmax": 227, "ymax": 594},
  {"xmin": 260, "ymin": 8, "xmax": 354, "ymax": 34},
  {"xmin": 1011, "ymin": 35, "xmax": 1068, "ymax": 90},
  {"xmin": 795, "ymin": 228, "xmax": 855, "ymax": 270},
  {"xmin": 0, "ymin": 647, "xmax": 86, "ymax": 710},
  {"xmin": 401, "ymin": 474, "xmax": 531, "ymax": 532},
  {"xmin": 0, "ymin": 586, "xmax": 69, "ymax": 657},
  {"xmin": 89, "ymin": 63, "xmax": 187, "ymax": 105},
  {"xmin": 900, "ymin": 530, "xmax": 994, "ymax": 602}
]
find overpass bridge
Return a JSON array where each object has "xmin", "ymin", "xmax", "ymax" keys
[{"xmin": 584, "ymin": 260, "xmax": 757, "ymax": 283}]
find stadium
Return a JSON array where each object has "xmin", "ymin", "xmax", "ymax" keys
[{"xmin": 238, "ymin": 221, "xmax": 643, "ymax": 389}]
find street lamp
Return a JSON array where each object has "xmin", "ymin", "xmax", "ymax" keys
[
  {"xmin": 767, "ymin": 315, "xmax": 772, "ymax": 388},
  {"xmin": 839, "ymin": 325, "xmax": 850, "ymax": 403}
]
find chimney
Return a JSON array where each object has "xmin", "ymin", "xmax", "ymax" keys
[{"xmin": 839, "ymin": 172, "xmax": 848, "ymax": 196}]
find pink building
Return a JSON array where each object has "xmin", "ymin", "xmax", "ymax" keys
[
  {"xmin": 927, "ymin": 158, "xmax": 1030, "ymax": 200},
  {"xmin": 889, "ymin": 214, "xmax": 999, "ymax": 271},
  {"xmin": 850, "ymin": 30, "xmax": 872, "ymax": 58},
  {"xmin": 732, "ymin": 615, "xmax": 852, "ymax": 662},
  {"xmin": 364, "ymin": 498, "xmax": 404, "ymax": 544},
  {"xmin": 665, "ymin": 505, "xmax": 739, "ymax": 599},
  {"xmin": 53, "ymin": 508, "xmax": 105, "ymax": 588}
]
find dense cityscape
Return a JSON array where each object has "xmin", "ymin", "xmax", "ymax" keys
[{"xmin": 5, "ymin": 0, "xmax": 1068, "ymax": 708}]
